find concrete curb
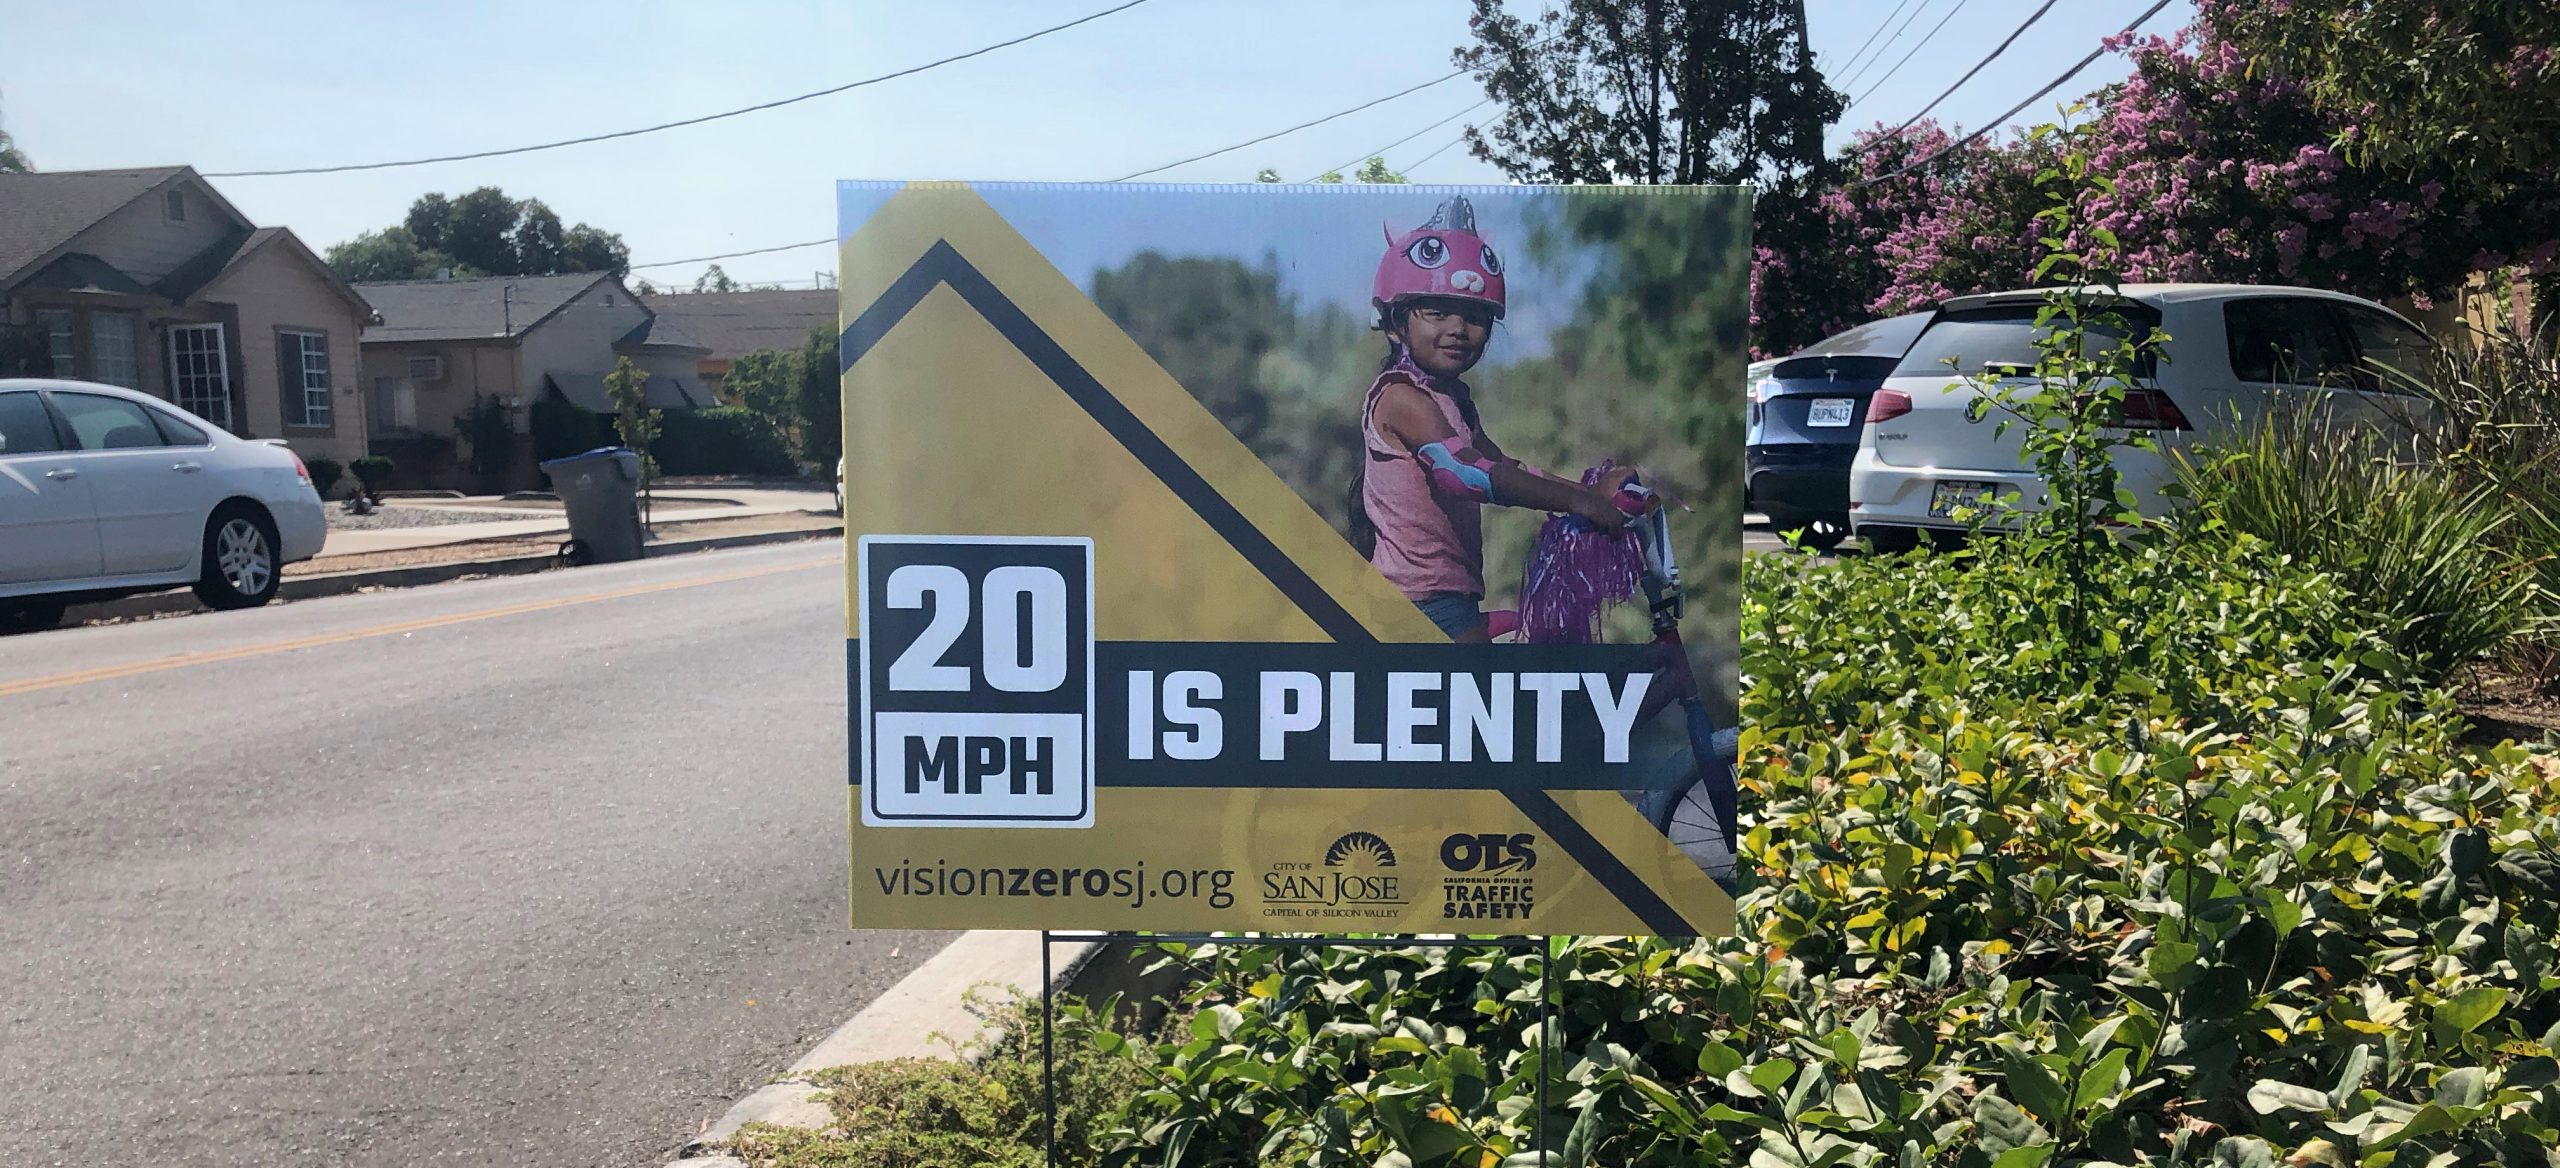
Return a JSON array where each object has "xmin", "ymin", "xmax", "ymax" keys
[
  {"xmin": 65, "ymin": 526, "xmax": 844, "ymax": 626},
  {"xmin": 673, "ymin": 931, "xmax": 1098, "ymax": 1161}
]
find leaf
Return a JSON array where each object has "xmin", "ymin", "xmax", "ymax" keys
[
  {"xmin": 1558, "ymin": 1100, "xmax": 1603, "ymax": 1168},
  {"xmin": 2245, "ymin": 1079, "xmax": 2331, "ymax": 1115},
  {"xmin": 2435, "ymin": 986, "xmax": 2507, "ymax": 1035},
  {"xmin": 1972, "ymin": 1093, "xmax": 2050, "ymax": 1154},
  {"xmin": 1992, "ymin": 1149, "xmax": 2055, "ymax": 1168},
  {"xmin": 2328, "ymin": 1044, "xmax": 2370, "ymax": 1109},
  {"xmin": 2431, "ymin": 1066, "xmax": 2487, "ymax": 1110},
  {"xmin": 1749, "ymin": 1058, "xmax": 1798, "ymax": 1096},
  {"xmin": 1998, "ymin": 1049, "xmax": 2070, "ymax": 1125},
  {"xmin": 2208, "ymin": 1136, "xmax": 2280, "ymax": 1168},
  {"xmin": 2075, "ymin": 1048, "xmax": 2130, "ymax": 1112},
  {"xmin": 1698, "ymin": 1041, "xmax": 1745, "ymax": 1079}
]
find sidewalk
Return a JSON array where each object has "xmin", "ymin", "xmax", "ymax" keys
[{"xmin": 318, "ymin": 489, "xmax": 831, "ymax": 558}]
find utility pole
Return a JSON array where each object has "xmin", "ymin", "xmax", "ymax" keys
[{"xmin": 501, "ymin": 283, "xmax": 515, "ymax": 335}]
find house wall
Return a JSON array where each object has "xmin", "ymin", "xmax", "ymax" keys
[
  {"xmin": 358, "ymin": 339, "xmax": 519, "ymax": 438},
  {"xmin": 514, "ymin": 280, "xmax": 648, "ymax": 397},
  {"xmin": 68, "ymin": 177, "xmax": 242, "ymax": 287},
  {"xmin": 201, "ymin": 242, "xmax": 370, "ymax": 465}
]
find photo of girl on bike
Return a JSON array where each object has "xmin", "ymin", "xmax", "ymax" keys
[{"xmin": 931, "ymin": 181, "xmax": 1751, "ymax": 886}]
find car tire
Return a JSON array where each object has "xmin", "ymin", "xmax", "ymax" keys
[
  {"xmin": 1859, "ymin": 525, "xmax": 1922, "ymax": 555},
  {"xmin": 192, "ymin": 504, "xmax": 283, "ymax": 610},
  {"xmin": 0, "ymin": 598, "xmax": 68, "ymax": 634}
]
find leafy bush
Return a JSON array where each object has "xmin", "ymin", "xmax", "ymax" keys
[
  {"xmin": 349, "ymin": 455, "xmax": 394, "ymax": 500},
  {"xmin": 656, "ymin": 406, "xmax": 796, "ymax": 477},
  {"xmin": 725, "ymin": 995, "xmax": 1149, "ymax": 1168},
  {"xmin": 2395, "ymin": 320, "xmax": 2560, "ymax": 686},
  {"xmin": 2171, "ymin": 412, "xmax": 2534, "ymax": 683},
  {"xmin": 1082, "ymin": 539, "xmax": 2560, "ymax": 1167},
  {"xmin": 304, "ymin": 457, "xmax": 343, "ymax": 499},
  {"xmin": 530, "ymin": 396, "xmax": 613, "ymax": 465}
]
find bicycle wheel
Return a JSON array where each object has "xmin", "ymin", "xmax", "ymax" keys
[{"xmin": 1658, "ymin": 776, "xmax": 1738, "ymax": 882}]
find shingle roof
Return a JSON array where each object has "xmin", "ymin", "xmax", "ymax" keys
[
  {"xmin": 616, "ymin": 314, "xmax": 709, "ymax": 351},
  {"xmin": 356, "ymin": 272, "xmax": 607, "ymax": 342},
  {"xmin": 542, "ymin": 366, "xmax": 710, "ymax": 411},
  {"xmin": 637, "ymin": 289, "xmax": 836, "ymax": 363},
  {"xmin": 151, "ymin": 226, "xmax": 279, "ymax": 302},
  {"xmin": 18, "ymin": 252, "xmax": 156, "ymax": 297},
  {"xmin": 0, "ymin": 167, "xmax": 190, "ymax": 286}
]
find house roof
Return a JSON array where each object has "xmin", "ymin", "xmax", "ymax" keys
[
  {"xmin": 356, "ymin": 272, "xmax": 610, "ymax": 342},
  {"xmin": 18, "ymin": 252, "xmax": 158, "ymax": 297},
  {"xmin": 0, "ymin": 167, "xmax": 190, "ymax": 286},
  {"xmin": 183, "ymin": 227, "xmax": 379, "ymax": 320},
  {"xmin": 616, "ymin": 314, "xmax": 709, "ymax": 352},
  {"xmin": 543, "ymin": 367, "xmax": 713, "ymax": 412},
  {"xmin": 637, "ymin": 289, "xmax": 836, "ymax": 364}
]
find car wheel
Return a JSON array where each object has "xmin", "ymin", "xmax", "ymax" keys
[
  {"xmin": 0, "ymin": 598, "xmax": 68, "ymax": 634},
  {"xmin": 192, "ymin": 504, "xmax": 283, "ymax": 610},
  {"xmin": 1859, "ymin": 525, "xmax": 1922, "ymax": 555}
]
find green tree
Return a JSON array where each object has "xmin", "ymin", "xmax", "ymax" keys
[
  {"xmin": 2213, "ymin": 2, "xmax": 2560, "ymax": 177},
  {"xmin": 336, "ymin": 189, "xmax": 629, "ymax": 281},
  {"xmin": 324, "ymin": 225, "xmax": 480, "ymax": 283},
  {"xmin": 0, "ymin": 93, "xmax": 31, "ymax": 174},
  {"xmin": 1091, "ymin": 254, "xmax": 1289, "ymax": 449},
  {"xmin": 1457, "ymin": 0, "xmax": 1840, "ymax": 185},
  {"xmin": 722, "ymin": 347, "xmax": 805, "ymax": 453},
  {"xmin": 693, "ymin": 264, "xmax": 738, "ymax": 293},
  {"xmin": 797, "ymin": 324, "xmax": 843, "ymax": 471},
  {"xmin": 605, "ymin": 356, "xmax": 660, "ymax": 490},
  {"xmin": 453, "ymin": 393, "xmax": 517, "ymax": 494}
]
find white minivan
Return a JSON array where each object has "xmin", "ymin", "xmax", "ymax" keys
[
  {"xmin": 0, "ymin": 379, "xmax": 327, "ymax": 631},
  {"xmin": 1848, "ymin": 284, "xmax": 2436, "ymax": 551}
]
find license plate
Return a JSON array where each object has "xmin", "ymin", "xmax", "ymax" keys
[
  {"xmin": 1805, "ymin": 398, "xmax": 1854, "ymax": 428},
  {"xmin": 1929, "ymin": 480, "xmax": 1997, "ymax": 519}
]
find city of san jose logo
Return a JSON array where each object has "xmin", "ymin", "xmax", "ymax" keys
[
  {"xmin": 1440, "ymin": 832, "xmax": 1537, "ymax": 923},
  {"xmin": 1260, "ymin": 831, "xmax": 1408, "ymax": 919},
  {"xmin": 857, "ymin": 535, "xmax": 1095, "ymax": 828}
]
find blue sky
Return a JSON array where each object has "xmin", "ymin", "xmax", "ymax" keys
[{"xmin": 5, "ymin": 0, "xmax": 2194, "ymax": 291}]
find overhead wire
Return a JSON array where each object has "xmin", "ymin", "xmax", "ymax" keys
[
  {"xmin": 1106, "ymin": 67, "xmax": 1472, "ymax": 183},
  {"xmin": 1850, "ymin": 0, "xmax": 2178, "ymax": 188},
  {"xmin": 1838, "ymin": 0, "xmax": 1936, "ymax": 93},
  {"xmin": 204, "ymin": 0, "xmax": 1153, "ymax": 177},
  {"xmin": 1857, "ymin": 0, "xmax": 2058, "ymax": 147},
  {"xmin": 1845, "ymin": 0, "xmax": 1973, "ymax": 112},
  {"xmin": 1304, "ymin": 98, "xmax": 1491, "ymax": 181},
  {"xmin": 1830, "ymin": 0, "xmax": 1920, "ymax": 83}
]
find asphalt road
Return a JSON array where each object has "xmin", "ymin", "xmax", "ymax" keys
[{"xmin": 0, "ymin": 540, "xmax": 948, "ymax": 1168}]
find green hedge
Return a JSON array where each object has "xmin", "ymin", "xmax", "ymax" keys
[{"xmin": 655, "ymin": 406, "xmax": 795, "ymax": 477}]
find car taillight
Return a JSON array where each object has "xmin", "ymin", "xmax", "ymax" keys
[
  {"xmin": 1866, "ymin": 389, "xmax": 1912, "ymax": 423},
  {"xmin": 2120, "ymin": 388, "xmax": 2192, "ymax": 431},
  {"xmin": 290, "ymin": 450, "xmax": 311, "ymax": 483}
]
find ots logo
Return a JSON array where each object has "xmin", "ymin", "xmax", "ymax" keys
[
  {"xmin": 1441, "ymin": 832, "xmax": 1538, "ymax": 875},
  {"xmin": 1323, "ymin": 832, "xmax": 1398, "ymax": 869}
]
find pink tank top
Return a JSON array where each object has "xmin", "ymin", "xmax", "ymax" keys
[{"xmin": 1361, "ymin": 357, "xmax": 1487, "ymax": 600}]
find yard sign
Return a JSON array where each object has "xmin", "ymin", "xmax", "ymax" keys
[{"xmin": 839, "ymin": 182, "xmax": 1743, "ymax": 936}]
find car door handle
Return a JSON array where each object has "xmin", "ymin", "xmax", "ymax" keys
[
  {"xmin": 172, "ymin": 461, "xmax": 203, "ymax": 473},
  {"xmin": 43, "ymin": 467, "xmax": 77, "ymax": 481}
]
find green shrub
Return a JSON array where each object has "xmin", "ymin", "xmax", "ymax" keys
[
  {"xmin": 656, "ymin": 406, "xmax": 796, "ymax": 477},
  {"xmin": 304, "ymin": 457, "xmax": 343, "ymax": 499},
  {"xmin": 530, "ymin": 397, "xmax": 613, "ymax": 465},
  {"xmin": 349, "ymin": 455, "xmax": 394, "ymax": 500},
  {"xmin": 2172, "ymin": 411, "xmax": 2534, "ymax": 683},
  {"xmin": 725, "ymin": 995, "xmax": 1148, "ymax": 1168},
  {"xmin": 1085, "ymin": 542, "xmax": 2560, "ymax": 1167}
]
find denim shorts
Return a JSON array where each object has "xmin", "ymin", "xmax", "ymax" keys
[{"xmin": 1413, "ymin": 591, "xmax": 1485, "ymax": 639}]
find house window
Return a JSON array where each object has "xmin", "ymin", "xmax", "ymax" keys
[
  {"xmin": 279, "ymin": 329, "xmax": 332, "ymax": 427},
  {"xmin": 165, "ymin": 188, "xmax": 186, "ymax": 222},
  {"xmin": 90, "ymin": 312, "xmax": 140, "ymax": 388},
  {"xmin": 32, "ymin": 309, "xmax": 74, "ymax": 378},
  {"xmin": 166, "ymin": 322, "xmax": 231, "ymax": 429},
  {"xmin": 372, "ymin": 376, "xmax": 417, "ymax": 435},
  {"xmin": 407, "ymin": 354, "xmax": 444, "ymax": 381}
]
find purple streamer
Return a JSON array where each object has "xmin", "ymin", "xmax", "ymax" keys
[{"xmin": 1516, "ymin": 463, "xmax": 1643, "ymax": 644}]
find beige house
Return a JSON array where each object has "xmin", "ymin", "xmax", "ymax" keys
[
  {"xmin": 355, "ymin": 272, "xmax": 713, "ymax": 491},
  {"xmin": 637, "ymin": 288, "xmax": 836, "ymax": 395},
  {"xmin": 0, "ymin": 166, "xmax": 376, "ymax": 465}
]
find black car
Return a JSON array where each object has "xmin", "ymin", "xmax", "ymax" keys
[{"xmin": 1746, "ymin": 312, "xmax": 1931, "ymax": 550}]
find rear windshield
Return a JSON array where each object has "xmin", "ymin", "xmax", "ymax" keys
[
  {"xmin": 1892, "ymin": 304, "xmax": 2162, "ymax": 379},
  {"xmin": 1794, "ymin": 312, "xmax": 1929, "ymax": 361}
]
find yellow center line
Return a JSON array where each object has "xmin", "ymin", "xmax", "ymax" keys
[{"xmin": 0, "ymin": 556, "xmax": 836, "ymax": 700}]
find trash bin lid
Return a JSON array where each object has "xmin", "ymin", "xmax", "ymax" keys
[{"xmin": 540, "ymin": 445, "xmax": 635, "ymax": 470}]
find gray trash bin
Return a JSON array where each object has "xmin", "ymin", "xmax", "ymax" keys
[{"xmin": 540, "ymin": 446, "xmax": 646, "ymax": 565}]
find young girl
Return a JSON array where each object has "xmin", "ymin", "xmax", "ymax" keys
[{"xmin": 1351, "ymin": 195, "xmax": 1649, "ymax": 642}]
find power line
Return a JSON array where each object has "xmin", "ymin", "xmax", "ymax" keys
[
  {"xmin": 205, "ymin": 0, "xmax": 1153, "ymax": 178},
  {"xmin": 1847, "ymin": 0, "xmax": 1973, "ymax": 111},
  {"xmin": 1858, "ymin": 0, "xmax": 2058, "ymax": 146},
  {"xmin": 1852, "ymin": 0, "xmax": 2177, "ymax": 188},
  {"xmin": 627, "ymin": 238, "xmax": 835, "ymax": 270},
  {"xmin": 1838, "ymin": 0, "xmax": 1936, "ymax": 92},
  {"xmin": 1108, "ymin": 66, "xmax": 1472, "ymax": 183},
  {"xmin": 1305, "ymin": 98, "xmax": 1491, "ymax": 181},
  {"xmin": 1402, "ymin": 131, "xmax": 1473, "ymax": 173},
  {"xmin": 1830, "ymin": 0, "xmax": 1919, "ymax": 82}
]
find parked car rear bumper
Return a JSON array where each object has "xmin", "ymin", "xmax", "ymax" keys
[
  {"xmin": 1847, "ymin": 454, "xmax": 2038, "ymax": 535},
  {"xmin": 271, "ymin": 496, "xmax": 327, "ymax": 564},
  {"xmin": 1746, "ymin": 444, "xmax": 1856, "ymax": 521}
]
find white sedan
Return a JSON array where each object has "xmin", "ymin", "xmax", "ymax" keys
[{"xmin": 0, "ymin": 379, "xmax": 326, "ymax": 631}]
